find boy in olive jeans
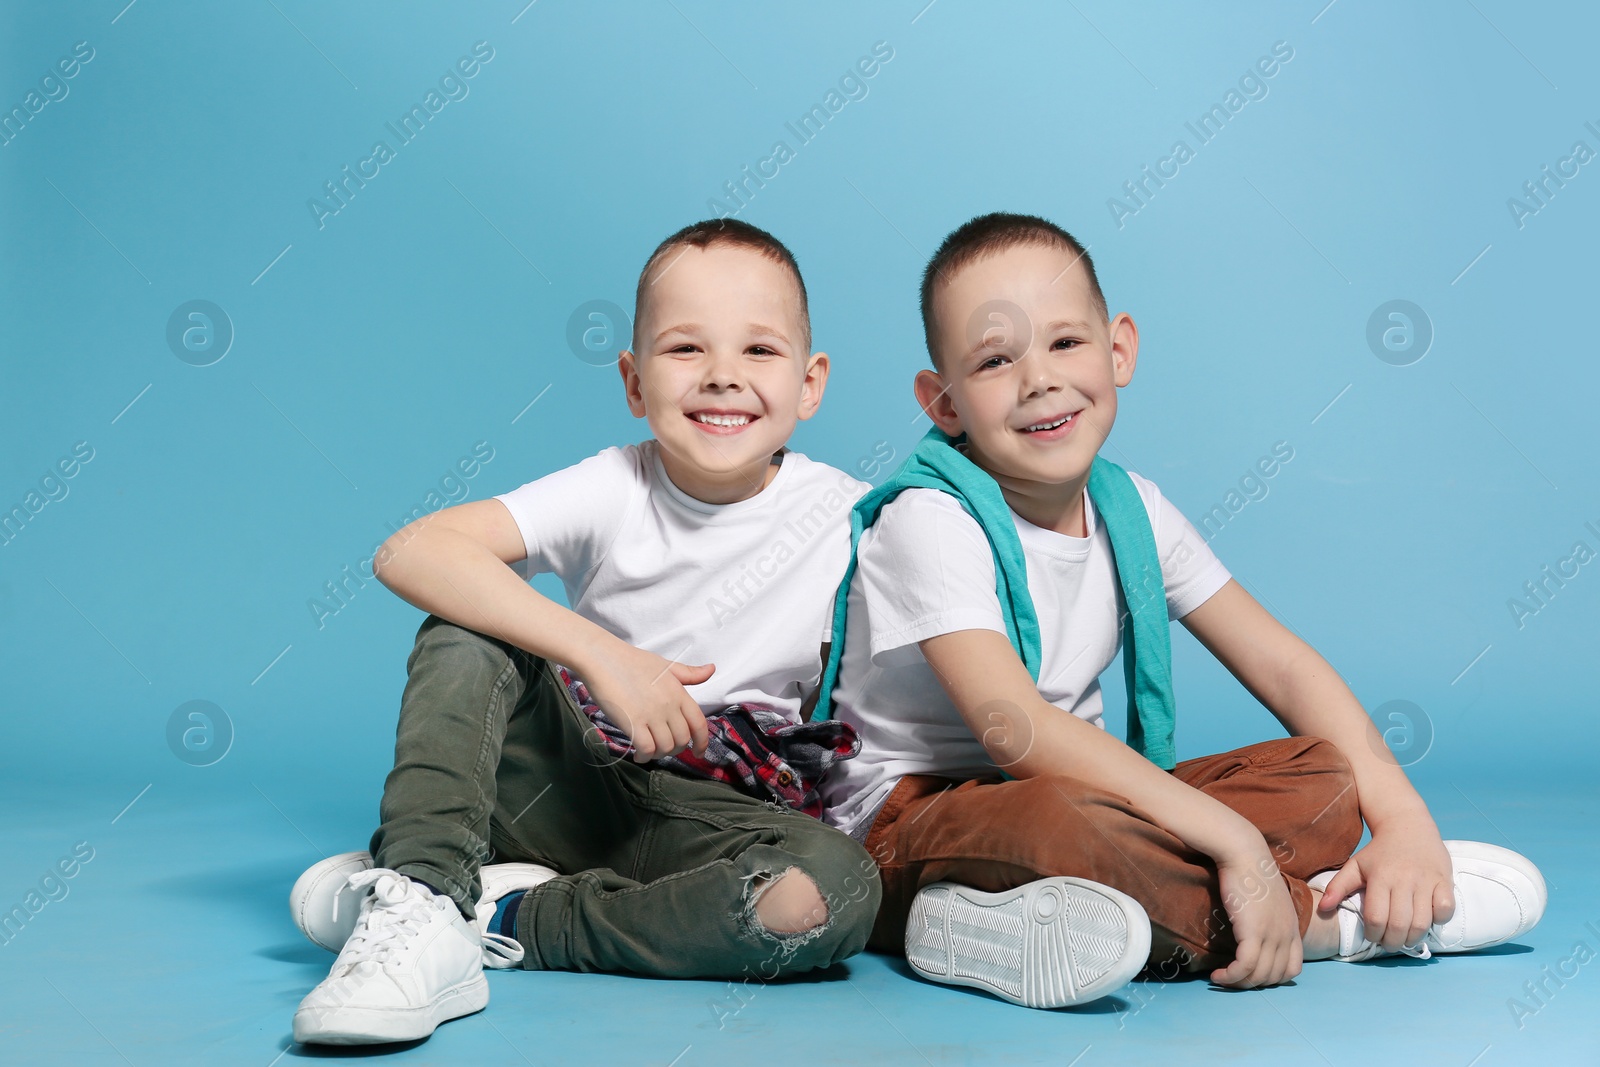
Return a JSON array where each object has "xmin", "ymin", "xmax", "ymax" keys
[{"xmin": 287, "ymin": 219, "xmax": 880, "ymax": 1046}]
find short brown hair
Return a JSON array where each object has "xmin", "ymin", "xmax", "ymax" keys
[
  {"xmin": 633, "ymin": 218, "xmax": 810, "ymax": 352},
  {"xmin": 920, "ymin": 212, "xmax": 1107, "ymax": 369}
]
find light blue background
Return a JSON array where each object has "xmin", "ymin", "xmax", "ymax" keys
[{"xmin": 2, "ymin": 2, "xmax": 1596, "ymax": 1064}]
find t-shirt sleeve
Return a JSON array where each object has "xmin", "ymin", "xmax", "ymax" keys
[
  {"xmin": 493, "ymin": 445, "xmax": 641, "ymax": 583},
  {"xmin": 854, "ymin": 489, "xmax": 1007, "ymax": 667},
  {"xmin": 1129, "ymin": 472, "xmax": 1233, "ymax": 620}
]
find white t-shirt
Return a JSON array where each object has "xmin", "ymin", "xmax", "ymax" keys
[
  {"xmin": 820, "ymin": 472, "xmax": 1232, "ymax": 837},
  {"xmin": 495, "ymin": 440, "xmax": 867, "ymax": 724}
]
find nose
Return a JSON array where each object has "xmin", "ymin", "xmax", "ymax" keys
[
  {"xmin": 700, "ymin": 346, "xmax": 744, "ymax": 392},
  {"xmin": 1017, "ymin": 342, "xmax": 1062, "ymax": 400}
]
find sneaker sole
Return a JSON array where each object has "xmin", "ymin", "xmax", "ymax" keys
[
  {"xmin": 905, "ymin": 878, "xmax": 1151, "ymax": 1009},
  {"xmin": 292, "ymin": 971, "xmax": 489, "ymax": 1045},
  {"xmin": 289, "ymin": 851, "xmax": 373, "ymax": 952},
  {"xmin": 1436, "ymin": 840, "xmax": 1548, "ymax": 951}
]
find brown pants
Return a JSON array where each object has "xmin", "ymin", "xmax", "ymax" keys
[{"xmin": 863, "ymin": 736, "xmax": 1364, "ymax": 974}]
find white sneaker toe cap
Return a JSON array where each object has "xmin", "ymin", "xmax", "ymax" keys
[{"xmin": 1432, "ymin": 840, "xmax": 1548, "ymax": 952}]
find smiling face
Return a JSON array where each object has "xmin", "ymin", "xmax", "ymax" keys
[
  {"xmin": 916, "ymin": 242, "xmax": 1139, "ymax": 535},
  {"xmin": 619, "ymin": 242, "xmax": 827, "ymax": 505}
]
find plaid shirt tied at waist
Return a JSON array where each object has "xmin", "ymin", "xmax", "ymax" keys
[{"xmin": 556, "ymin": 666, "xmax": 858, "ymax": 819}]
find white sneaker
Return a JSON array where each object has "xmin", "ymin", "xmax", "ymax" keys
[
  {"xmin": 289, "ymin": 852, "xmax": 374, "ymax": 952},
  {"xmin": 1310, "ymin": 840, "xmax": 1547, "ymax": 962},
  {"xmin": 289, "ymin": 851, "xmax": 559, "ymax": 968},
  {"xmin": 905, "ymin": 877, "xmax": 1151, "ymax": 1009},
  {"xmin": 292, "ymin": 870, "xmax": 488, "ymax": 1045},
  {"xmin": 476, "ymin": 862, "xmax": 561, "ymax": 970}
]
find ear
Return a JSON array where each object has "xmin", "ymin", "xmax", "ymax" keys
[
  {"xmin": 1108, "ymin": 312, "xmax": 1139, "ymax": 388},
  {"xmin": 618, "ymin": 351, "xmax": 648, "ymax": 418},
  {"xmin": 913, "ymin": 368, "xmax": 962, "ymax": 436},
  {"xmin": 796, "ymin": 351, "xmax": 830, "ymax": 421}
]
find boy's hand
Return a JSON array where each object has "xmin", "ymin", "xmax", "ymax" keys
[
  {"xmin": 580, "ymin": 645, "xmax": 713, "ymax": 763},
  {"xmin": 1210, "ymin": 851, "xmax": 1303, "ymax": 989},
  {"xmin": 1316, "ymin": 815, "xmax": 1453, "ymax": 952}
]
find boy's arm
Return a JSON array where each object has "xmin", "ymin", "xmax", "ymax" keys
[
  {"xmin": 1179, "ymin": 578, "xmax": 1454, "ymax": 951},
  {"xmin": 920, "ymin": 627, "xmax": 1304, "ymax": 989},
  {"xmin": 372, "ymin": 499, "xmax": 709, "ymax": 760}
]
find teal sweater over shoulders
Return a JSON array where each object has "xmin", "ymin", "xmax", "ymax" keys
[{"xmin": 812, "ymin": 426, "xmax": 1179, "ymax": 770}]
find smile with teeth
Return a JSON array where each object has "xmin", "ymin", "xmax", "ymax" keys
[
  {"xmin": 690, "ymin": 412, "xmax": 755, "ymax": 427},
  {"xmin": 1022, "ymin": 412, "xmax": 1076, "ymax": 432}
]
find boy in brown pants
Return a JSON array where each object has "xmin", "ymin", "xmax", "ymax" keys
[{"xmin": 816, "ymin": 212, "xmax": 1546, "ymax": 1008}]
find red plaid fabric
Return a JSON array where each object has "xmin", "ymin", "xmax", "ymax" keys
[{"xmin": 556, "ymin": 666, "xmax": 858, "ymax": 819}]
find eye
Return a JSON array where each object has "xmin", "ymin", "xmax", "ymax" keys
[
  {"xmin": 668, "ymin": 343, "xmax": 698, "ymax": 355},
  {"xmin": 748, "ymin": 345, "xmax": 778, "ymax": 357},
  {"xmin": 1051, "ymin": 337, "xmax": 1081, "ymax": 351},
  {"xmin": 979, "ymin": 354, "xmax": 1011, "ymax": 370}
]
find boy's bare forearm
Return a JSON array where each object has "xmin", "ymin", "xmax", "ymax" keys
[
  {"xmin": 1183, "ymin": 581, "xmax": 1434, "ymax": 833},
  {"xmin": 1269, "ymin": 647, "xmax": 1434, "ymax": 831},
  {"xmin": 374, "ymin": 524, "xmax": 619, "ymax": 677},
  {"xmin": 1013, "ymin": 700, "xmax": 1275, "ymax": 866}
]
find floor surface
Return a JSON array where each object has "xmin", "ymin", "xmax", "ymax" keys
[{"xmin": 2, "ymin": 773, "xmax": 1595, "ymax": 1066}]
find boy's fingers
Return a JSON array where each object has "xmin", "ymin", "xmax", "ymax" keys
[
  {"xmin": 1408, "ymin": 886, "xmax": 1435, "ymax": 947},
  {"xmin": 1219, "ymin": 960, "xmax": 1251, "ymax": 989},
  {"xmin": 1382, "ymin": 895, "xmax": 1420, "ymax": 953},
  {"xmin": 1273, "ymin": 942, "xmax": 1296, "ymax": 986},
  {"xmin": 684, "ymin": 702, "xmax": 710, "ymax": 755},
  {"xmin": 1432, "ymin": 881, "xmax": 1457, "ymax": 926},
  {"xmin": 630, "ymin": 729, "xmax": 657, "ymax": 763},
  {"xmin": 670, "ymin": 661, "xmax": 716, "ymax": 686},
  {"xmin": 665, "ymin": 714, "xmax": 691, "ymax": 754},
  {"xmin": 1363, "ymin": 887, "xmax": 1393, "ymax": 947},
  {"xmin": 1251, "ymin": 946, "xmax": 1274, "ymax": 989},
  {"xmin": 1257, "ymin": 951, "xmax": 1280, "ymax": 989},
  {"xmin": 634, "ymin": 722, "xmax": 672, "ymax": 763},
  {"xmin": 1209, "ymin": 946, "xmax": 1240, "ymax": 986},
  {"xmin": 1255, "ymin": 943, "xmax": 1281, "ymax": 988},
  {"xmin": 1384, "ymin": 891, "xmax": 1416, "ymax": 951},
  {"xmin": 654, "ymin": 720, "xmax": 680, "ymax": 759},
  {"xmin": 1317, "ymin": 863, "xmax": 1361, "ymax": 913},
  {"xmin": 1222, "ymin": 938, "xmax": 1259, "ymax": 987},
  {"xmin": 1246, "ymin": 914, "xmax": 1302, "ymax": 988}
]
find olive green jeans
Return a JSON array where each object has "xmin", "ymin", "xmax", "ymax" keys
[{"xmin": 368, "ymin": 615, "xmax": 880, "ymax": 977}]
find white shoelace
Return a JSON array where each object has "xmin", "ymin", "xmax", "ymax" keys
[
  {"xmin": 480, "ymin": 928, "xmax": 525, "ymax": 969},
  {"xmin": 332, "ymin": 869, "xmax": 440, "ymax": 973},
  {"xmin": 330, "ymin": 866, "xmax": 528, "ymax": 970},
  {"xmin": 476, "ymin": 895, "xmax": 526, "ymax": 969}
]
